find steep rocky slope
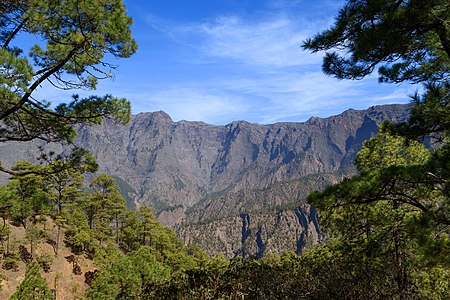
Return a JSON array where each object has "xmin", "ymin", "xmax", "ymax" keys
[
  {"xmin": 178, "ymin": 204, "xmax": 321, "ymax": 259},
  {"xmin": 0, "ymin": 104, "xmax": 411, "ymax": 257}
]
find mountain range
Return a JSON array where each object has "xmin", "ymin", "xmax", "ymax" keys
[{"xmin": 0, "ymin": 104, "xmax": 411, "ymax": 258}]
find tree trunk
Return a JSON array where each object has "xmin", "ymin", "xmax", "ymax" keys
[
  {"xmin": 6, "ymin": 233, "xmax": 10, "ymax": 256},
  {"xmin": 55, "ymin": 225, "xmax": 61, "ymax": 256},
  {"xmin": 30, "ymin": 241, "xmax": 34, "ymax": 259},
  {"xmin": 393, "ymin": 200, "xmax": 407, "ymax": 299}
]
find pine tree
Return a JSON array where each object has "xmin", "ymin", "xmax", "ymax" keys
[
  {"xmin": 7, "ymin": 161, "xmax": 49, "ymax": 228},
  {"xmin": 119, "ymin": 210, "xmax": 141, "ymax": 252},
  {"xmin": 63, "ymin": 207, "xmax": 93, "ymax": 254},
  {"xmin": 41, "ymin": 148, "xmax": 96, "ymax": 217},
  {"xmin": 304, "ymin": 2, "xmax": 449, "ymax": 296},
  {"xmin": 86, "ymin": 247, "xmax": 169, "ymax": 300},
  {"xmin": 302, "ymin": 0, "xmax": 449, "ymax": 83},
  {"xmin": 9, "ymin": 260, "xmax": 53, "ymax": 300},
  {"xmin": 85, "ymin": 174, "xmax": 126, "ymax": 244},
  {"xmin": 0, "ymin": 0, "xmax": 136, "ymax": 174},
  {"xmin": 309, "ymin": 126, "xmax": 434, "ymax": 297}
]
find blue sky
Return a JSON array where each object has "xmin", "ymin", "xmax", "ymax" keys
[{"xmin": 38, "ymin": 0, "xmax": 417, "ymax": 125}]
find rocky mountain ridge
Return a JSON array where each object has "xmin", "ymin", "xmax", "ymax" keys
[{"xmin": 0, "ymin": 104, "xmax": 411, "ymax": 257}]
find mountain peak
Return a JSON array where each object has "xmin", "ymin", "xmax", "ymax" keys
[{"xmin": 133, "ymin": 110, "xmax": 173, "ymax": 126}]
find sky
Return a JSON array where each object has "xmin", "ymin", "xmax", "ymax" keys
[{"xmin": 38, "ymin": 0, "xmax": 418, "ymax": 125}]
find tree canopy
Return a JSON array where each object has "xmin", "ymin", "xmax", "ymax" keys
[
  {"xmin": 0, "ymin": 0, "xmax": 136, "ymax": 167},
  {"xmin": 9, "ymin": 260, "xmax": 53, "ymax": 300},
  {"xmin": 302, "ymin": 0, "xmax": 449, "ymax": 84},
  {"xmin": 304, "ymin": 1, "xmax": 450, "ymax": 298}
]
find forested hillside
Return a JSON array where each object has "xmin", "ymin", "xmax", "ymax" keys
[{"xmin": 0, "ymin": 164, "xmax": 446, "ymax": 299}]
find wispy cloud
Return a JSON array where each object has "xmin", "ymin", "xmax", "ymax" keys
[
  {"xmin": 144, "ymin": 12, "xmax": 328, "ymax": 68},
  {"xmin": 194, "ymin": 15, "xmax": 321, "ymax": 67},
  {"xmin": 216, "ymin": 71, "xmax": 367, "ymax": 124},
  {"xmin": 130, "ymin": 10, "xmax": 369, "ymax": 124},
  {"xmin": 364, "ymin": 85, "xmax": 418, "ymax": 106},
  {"xmin": 113, "ymin": 70, "xmax": 414, "ymax": 125},
  {"xmin": 118, "ymin": 88, "xmax": 250, "ymax": 124}
]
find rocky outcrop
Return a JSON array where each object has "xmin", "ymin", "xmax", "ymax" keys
[
  {"xmin": 177, "ymin": 205, "xmax": 321, "ymax": 259},
  {"xmin": 0, "ymin": 104, "xmax": 411, "ymax": 258}
]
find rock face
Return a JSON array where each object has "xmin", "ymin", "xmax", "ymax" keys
[
  {"xmin": 178, "ymin": 205, "xmax": 321, "ymax": 259},
  {"xmin": 0, "ymin": 104, "xmax": 411, "ymax": 258}
]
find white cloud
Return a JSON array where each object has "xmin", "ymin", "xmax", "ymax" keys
[
  {"xmin": 195, "ymin": 15, "xmax": 320, "ymax": 67},
  {"xmin": 145, "ymin": 13, "xmax": 327, "ymax": 68},
  {"xmin": 226, "ymin": 75, "xmax": 364, "ymax": 123},
  {"xmin": 118, "ymin": 71, "xmax": 412, "ymax": 125},
  {"xmin": 119, "ymin": 88, "xmax": 250, "ymax": 124}
]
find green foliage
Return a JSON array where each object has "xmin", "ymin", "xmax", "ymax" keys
[
  {"xmin": 93, "ymin": 243, "xmax": 122, "ymax": 268},
  {"xmin": 164, "ymin": 251, "xmax": 198, "ymax": 276},
  {"xmin": 36, "ymin": 253, "xmax": 53, "ymax": 273},
  {"xmin": 7, "ymin": 162, "xmax": 50, "ymax": 227},
  {"xmin": 84, "ymin": 174, "xmax": 126, "ymax": 244},
  {"xmin": 404, "ymin": 81, "xmax": 450, "ymax": 139},
  {"xmin": 64, "ymin": 207, "xmax": 93, "ymax": 254},
  {"xmin": 356, "ymin": 123, "xmax": 430, "ymax": 171},
  {"xmin": 6, "ymin": 156, "xmax": 444, "ymax": 299},
  {"xmin": 2, "ymin": 1, "xmax": 448, "ymax": 298},
  {"xmin": 151, "ymin": 250, "xmax": 369, "ymax": 300},
  {"xmin": 0, "ymin": 0, "xmax": 136, "ymax": 147},
  {"xmin": 135, "ymin": 205, "xmax": 182, "ymax": 253},
  {"xmin": 119, "ymin": 210, "xmax": 142, "ymax": 252},
  {"xmin": 9, "ymin": 260, "xmax": 53, "ymax": 300},
  {"xmin": 129, "ymin": 247, "xmax": 170, "ymax": 283},
  {"xmin": 308, "ymin": 127, "xmax": 450, "ymax": 298},
  {"xmin": 1, "ymin": 161, "xmax": 219, "ymax": 299},
  {"xmin": 25, "ymin": 222, "xmax": 47, "ymax": 258},
  {"xmin": 303, "ymin": 1, "xmax": 450, "ymax": 298},
  {"xmin": 88, "ymin": 254, "xmax": 140, "ymax": 300},
  {"xmin": 86, "ymin": 247, "xmax": 169, "ymax": 300},
  {"xmin": 413, "ymin": 266, "xmax": 450, "ymax": 299},
  {"xmin": 0, "ymin": 186, "xmax": 17, "ymax": 232},
  {"xmin": 62, "ymin": 174, "xmax": 128, "ymax": 256},
  {"xmin": 41, "ymin": 148, "xmax": 97, "ymax": 217},
  {"xmin": 2, "ymin": 255, "xmax": 19, "ymax": 271},
  {"xmin": 302, "ymin": 0, "xmax": 450, "ymax": 83}
]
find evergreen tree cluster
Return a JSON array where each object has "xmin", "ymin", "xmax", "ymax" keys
[{"xmin": 0, "ymin": 156, "xmax": 201, "ymax": 299}]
